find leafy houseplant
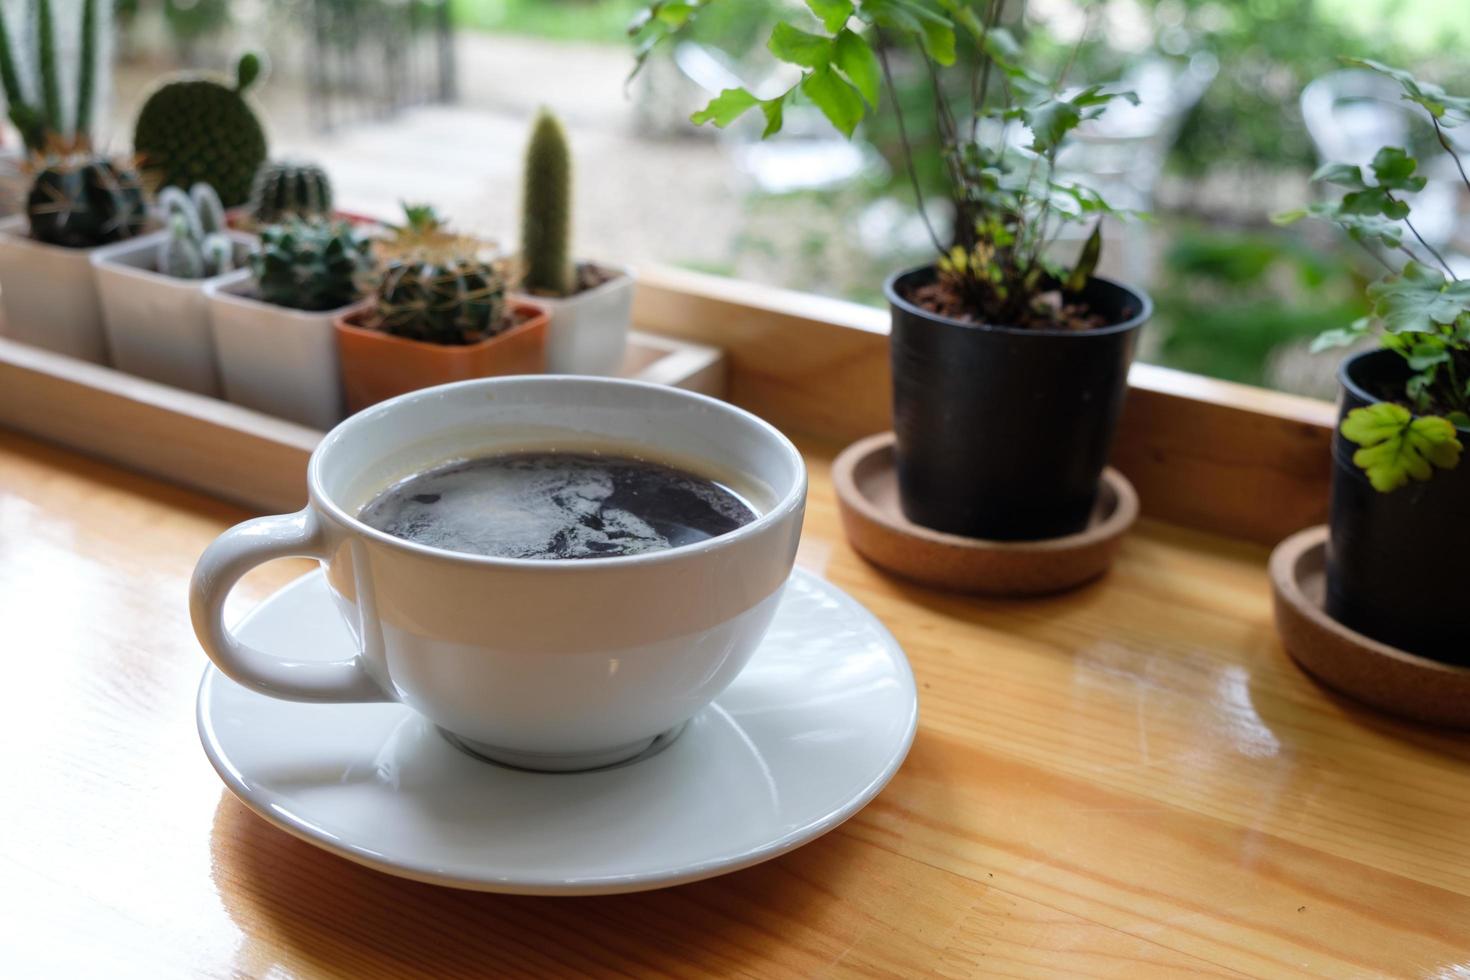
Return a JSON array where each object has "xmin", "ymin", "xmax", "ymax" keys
[
  {"xmin": 205, "ymin": 219, "xmax": 373, "ymax": 429},
  {"xmin": 1275, "ymin": 61, "xmax": 1470, "ymax": 660},
  {"xmin": 0, "ymin": 0, "xmax": 149, "ymax": 363},
  {"xmin": 334, "ymin": 204, "xmax": 549, "ymax": 411},
  {"xmin": 91, "ymin": 182, "xmax": 253, "ymax": 396},
  {"xmin": 514, "ymin": 109, "xmax": 634, "ymax": 376},
  {"xmin": 631, "ymin": 0, "xmax": 1151, "ymax": 541}
]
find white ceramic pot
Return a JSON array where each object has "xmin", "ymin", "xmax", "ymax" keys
[
  {"xmin": 191, "ymin": 376, "xmax": 807, "ymax": 772},
  {"xmin": 0, "ymin": 215, "xmax": 111, "ymax": 363},
  {"xmin": 205, "ymin": 270, "xmax": 349, "ymax": 430},
  {"xmin": 91, "ymin": 231, "xmax": 256, "ymax": 396},
  {"xmin": 515, "ymin": 265, "xmax": 634, "ymax": 376}
]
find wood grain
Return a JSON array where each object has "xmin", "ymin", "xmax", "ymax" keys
[
  {"xmin": 4, "ymin": 428, "xmax": 1469, "ymax": 978},
  {"xmin": 634, "ymin": 265, "xmax": 1336, "ymax": 545}
]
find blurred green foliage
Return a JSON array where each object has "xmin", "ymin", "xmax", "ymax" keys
[{"xmin": 1152, "ymin": 224, "xmax": 1370, "ymax": 385}]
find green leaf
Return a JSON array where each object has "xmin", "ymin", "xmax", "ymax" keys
[
  {"xmin": 1271, "ymin": 209, "xmax": 1308, "ymax": 226},
  {"xmin": 690, "ymin": 87, "xmax": 760, "ymax": 128},
  {"xmin": 1064, "ymin": 223, "xmax": 1102, "ymax": 292},
  {"xmin": 1344, "ymin": 59, "xmax": 1470, "ymax": 125},
  {"xmin": 1341, "ymin": 402, "xmax": 1463, "ymax": 492},
  {"xmin": 1406, "ymin": 338, "xmax": 1450, "ymax": 371},
  {"xmin": 768, "ymin": 22, "xmax": 833, "ymax": 69},
  {"xmin": 1023, "ymin": 97, "xmax": 1081, "ymax": 153},
  {"xmin": 759, "ymin": 91, "xmax": 789, "ymax": 139},
  {"xmin": 806, "ymin": 0, "xmax": 853, "ymax": 33},
  {"xmin": 1367, "ymin": 261, "xmax": 1470, "ymax": 333},
  {"xmin": 1369, "ymin": 147, "xmax": 1427, "ymax": 192},
  {"xmin": 1310, "ymin": 316, "xmax": 1372, "ymax": 352},
  {"xmin": 1310, "ymin": 162, "xmax": 1365, "ymax": 188},
  {"xmin": 801, "ymin": 66, "xmax": 864, "ymax": 136},
  {"xmin": 1335, "ymin": 212, "xmax": 1404, "ymax": 249},
  {"xmin": 833, "ymin": 28, "xmax": 880, "ymax": 106},
  {"xmin": 862, "ymin": 0, "xmax": 955, "ymax": 65},
  {"xmin": 1340, "ymin": 186, "xmax": 1409, "ymax": 221}
]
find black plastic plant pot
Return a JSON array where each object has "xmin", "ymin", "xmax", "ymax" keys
[
  {"xmin": 885, "ymin": 265, "xmax": 1151, "ymax": 541},
  {"xmin": 1327, "ymin": 348, "xmax": 1470, "ymax": 662}
]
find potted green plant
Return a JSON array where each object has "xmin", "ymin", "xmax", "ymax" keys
[
  {"xmin": 0, "ymin": 0, "xmax": 148, "ymax": 364},
  {"xmin": 206, "ymin": 218, "xmax": 372, "ymax": 429},
  {"xmin": 334, "ymin": 205, "xmax": 549, "ymax": 412},
  {"xmin": 631, "ymin": 1, "xmax": 1149, "ymax": 541},
  {"xmin": 513, "ymin": 109, "xmax": 634, "ymax": 376},
  {"xmin": 1275, "ymin": 61, "xmax": 1469, "ymax": 661},
  {"xmin": 91, "ymin": 183, "xmax": 253, "ymax": 395}
]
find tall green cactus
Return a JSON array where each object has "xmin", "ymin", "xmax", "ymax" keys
[
  {"xmin": 0, "ymin": 0, "xmax": 102, "ymax": 152},
  {"xmin": 519, "ymin": 108, "xmax": 573, "ymax": 297}
]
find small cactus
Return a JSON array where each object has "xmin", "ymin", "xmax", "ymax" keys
[
  {"xmin": 156, "ymin": 182, "xmax": 233, "ymax": 278},
  {"xmin": 161, "ymin": 214, "xmax": 205, "ymax": 279},
  {"xmin": 519, "ymin": 108, "xmax": 573, "ymax": 296},
  {"xmin": 191, "ymin": 182, "xmax": 226, "ymax": 235},
  {"xmin": 375, "ymin": 258, "xmax": 509, "ymax": 345},
  {"xmin": 0, "ymin": 0, "xmax": 105, "ymax": 152},
  {"xmin": 248, "ymin": 160, "xmax": 333, "ymax": 225},
  {"xmin": 26, "ymin": 155, "xmax": 148, "ymax": 248},
  {"xmin": 201, "ymin": 233, "xmax": 235, "ymax": 276},
  {"xmin": 251, "ymin": 218, "xmax": 370, "ymax": 312}
]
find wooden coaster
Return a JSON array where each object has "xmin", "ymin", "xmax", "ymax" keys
[
  {"xmin": 1271, "ymin": 525, "xmax": 1470, "ymax": 728},
  {"xmin": 832, "ymin": 433, "xmax": 1138, "ymax": 596}
]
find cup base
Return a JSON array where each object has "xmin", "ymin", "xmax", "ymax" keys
[{"xmin": 439, "ymin": 721, "xmax": 689, "ymax": 773}]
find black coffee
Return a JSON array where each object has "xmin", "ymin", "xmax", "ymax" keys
[{"xmin": 359, "ymin": 451, "xmax": 757, "ymax": 560}]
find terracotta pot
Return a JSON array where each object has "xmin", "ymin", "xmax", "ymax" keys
[{"xmin": 334, "ymin": 300, "xmax": 549, "ymax": 412}]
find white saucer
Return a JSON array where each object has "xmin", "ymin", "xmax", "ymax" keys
[{"xmin": 198, "ymin": 568, "xmax": 917, "ymax": 895}]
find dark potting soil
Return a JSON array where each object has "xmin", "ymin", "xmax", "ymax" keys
[{"xmin": 906, "ymin": 280, "xmax": 1109, "ymax": 331}]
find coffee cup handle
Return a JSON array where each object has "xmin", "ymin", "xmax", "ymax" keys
[{"xmin": 190, "ymin": 509, "xmax": 392, "ymax": 703}]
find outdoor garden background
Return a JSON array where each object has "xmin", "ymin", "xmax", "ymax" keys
[{"xmin": 82, "ymin": 0, "xmax": 1470, "ymax": 401}]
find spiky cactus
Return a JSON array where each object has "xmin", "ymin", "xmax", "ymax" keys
[
  {"xmin": 519, "ymin": 109, "xmax": 573, "ymax": 296},
  {"xmin": 26, "ymin": 155, "xmax": 147, "ymax": 248},
  {"xmin": 0, "ymin": 0, "xmax": 103, "ymax": 153},
  {"xmin": 248, "ymin": 160, "xmax": 333, "ymax": 225},
  {"xmin": 157, "ymin": 183, "xmax": 235, "ymax": 279},
  {"xmin": 251, "ymin": 219, "xmax": 369, "ymax": 312},
  {"xmin": 375, "ymin": 258, "xmax": 508, "ymax": 345},
  {"xmin": 133, "ymin": 53, "xmax": 268, "ymax": 207}
]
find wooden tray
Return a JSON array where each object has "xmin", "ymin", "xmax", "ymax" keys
[{"xmin": 0, "ymin": 331, "xmax": 724, "ymax": 514}]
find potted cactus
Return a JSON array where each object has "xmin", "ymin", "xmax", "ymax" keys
[
  {"xmin": 512, "ymin": 109, "xmax": 634, "ymax": 376},
  {"xmin": 91, "ymin": 183, "xmax": 254, "ymax": 395},
  {"xmin": 205, "ymin": 219, "xmax": 372, "ymax": 429},
  {"xmin": 334, "ymin": 205, "xmax": 549, "ymax": 411},
  {"xmin": 0, "ymin": 0, "xmax": 148, "ymax": 363},
  {"xmin": 1275, "ymin": 62, "xmax": 1470, "ymax": 661}
]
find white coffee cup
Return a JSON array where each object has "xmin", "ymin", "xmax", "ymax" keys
[{"xmin": 190, "ymin": 377, "xmax": 807, "ymax": 771}]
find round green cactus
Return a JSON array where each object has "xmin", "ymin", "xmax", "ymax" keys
[
  {"xmin": 375, "ymin": 258, "xmax": 508, "ymax": 345},
  {"xmin": 133, "ymin": 53, "xmax": 268, "ymax": 207},
  {"xmin": 249, "ymin": 160, "xmax": 333, "ymax": 225},
  {"xmin": 250, "ymin": 219, "xmax": 369, "ymax": 312},
  {"xmin": 26, "ymin": 157, "xmax": 147, "ymax": 248}
]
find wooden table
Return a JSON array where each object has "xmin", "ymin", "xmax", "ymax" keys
[{"xmin": 3, "ymin": 427, "xmax": 1469, "ymax": 979}]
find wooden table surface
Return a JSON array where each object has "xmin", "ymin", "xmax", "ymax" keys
[{"xmin": 3, "ymin": 428, "xmax": 1469, "ymax": 979}]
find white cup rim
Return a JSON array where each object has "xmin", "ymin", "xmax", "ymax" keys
[{"xmin": 308, "ymin": 376, "xmax": 807, "ymax": 572}]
